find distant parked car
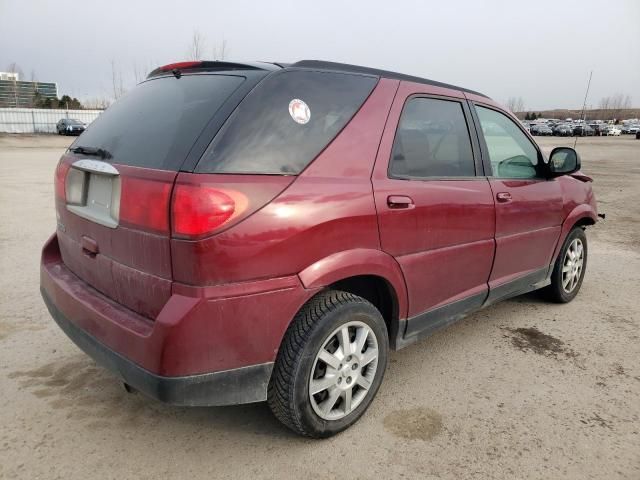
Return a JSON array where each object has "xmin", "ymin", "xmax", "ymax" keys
[
  {"xmin": 531, "ymin": 124, "xmax": 553, "ymax": 136},
  {"xmin": 589, "ymin": 124, "xmax": 608, "ymax": 136},
  {"xmin": 573, "ymin": 124, "xmax": 595, "ymax": 137},
  {"xmin": 604, "ymin": 126, "xmax": 621, "ymax": 136},
  {"xmin": 627, "ymin": 124, "xmax": 640, "ymax": 135},
  {"xmin": 56, "ymin": 119, "xmax": 86, "ymax": 136},
  {"xmin": 553, "ymin": 124, "xmax": 573, "ymax": 137}
]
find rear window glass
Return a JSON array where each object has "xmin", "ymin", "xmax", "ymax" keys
[
  {"xmin": 73, "ymin": 74, "xmax": 245, "ymax": 170},
  {"xmin": 389, "ymin": 97, "xmax": 475, "ymax": 178},
  {"xmin": 196, "ymin": 70, "xmax": 377, "ymax": 174}
]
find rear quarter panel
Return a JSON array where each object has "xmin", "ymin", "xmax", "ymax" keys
[{"xmin": 171, "ymin": 79, "xmax": 401, "ymax": 287}]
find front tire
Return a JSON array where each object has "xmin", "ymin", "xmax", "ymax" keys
[
  {"xmin": 544, "ymin": 227, "xmax": 588, "ymax": 303},
  {"xmin": 268, "ymin": 290, "xmax": 388, "ymax": 438}
]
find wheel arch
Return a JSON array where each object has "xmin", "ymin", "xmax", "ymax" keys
[
  {"xmin": 297, "ymin": 248, "xmax": 408, "ymax": 347},
  {"xmin": 573, "ymin": 215, "xmax": 596, "ymax": 228},
  {"xmin": 551, "ymin": 205, "xmax": 597, "ymax": 265},
  {"xmin": 328, "ymin": 275, "xmax": 400, "ymax": 344}
]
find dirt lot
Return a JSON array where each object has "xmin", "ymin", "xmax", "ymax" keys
[{"xmin": 1, "ymin": 134, "xmax": 638, "ymax": 479}]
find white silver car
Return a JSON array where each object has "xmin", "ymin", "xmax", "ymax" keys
[{"xmin": 605, "ymin": 126, "xmax": 621, "ymax": 136}]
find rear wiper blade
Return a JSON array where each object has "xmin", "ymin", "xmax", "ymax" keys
[{"xmin": 69, "ymin": 145, "xmax": 112, "ymax": 159}]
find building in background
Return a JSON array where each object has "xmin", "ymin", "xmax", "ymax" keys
[
  {"xmin": 0, "ymin": 72, "xmax": 20, "ymax": 81},
  {"xmin": 0, "ymin": 71, "xmax": 58, "ymax": 108}
]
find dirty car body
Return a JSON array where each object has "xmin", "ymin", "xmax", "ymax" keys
[{"xmin": 41, "ymin": 60, "xmax": 598, "ymax": 436}]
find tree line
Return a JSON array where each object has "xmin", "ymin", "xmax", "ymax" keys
[
  {"xmin": 108, "ymin": 30, "xmax": 228, "ymax": 103},
  {"xmin": 597, "ymin": 94, "xmax": 632, "ymax": 121},
  {"xmin": 506, "ymin": 93, "xmax": 634, "ymax": 121}
]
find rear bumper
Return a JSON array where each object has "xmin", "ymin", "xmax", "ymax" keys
[
  {"xmin": 40, "ymin": 233, "xmax": 315, "ymax": 406},
  {"xmin": 42, "ymin": 288, "xmax": 272, "ymax": 406}
]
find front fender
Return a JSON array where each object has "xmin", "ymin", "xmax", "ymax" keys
[
  {"xmin": 551, "ymin": 204, "xmax": 598, "ymax": 263},
  {"xmin": 298, "ymin": 248, "xmax": 408, "ymax": 319}
]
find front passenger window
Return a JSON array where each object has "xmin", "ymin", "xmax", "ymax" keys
[{"xmin": 476, "ymin": 106, "xmax": 541, "ymax": 179}]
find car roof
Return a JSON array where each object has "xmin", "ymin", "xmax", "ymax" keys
[
  {"xmin": 290, "ymin": 60, "xmax": 490, "ymax": 98},
  {"xmin": 147, "ymin": 59, "xmax": 490, "ymax": 99}
]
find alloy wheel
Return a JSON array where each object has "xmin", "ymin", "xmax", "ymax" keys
[
  {"xmin": 562, "ymin": 238, "xmax": 584, "ymax": 293},
  {"xmin": 309, "ymin": 321, "xmax": 379, "ymax": 421}
]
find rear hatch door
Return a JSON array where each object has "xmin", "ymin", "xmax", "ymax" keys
[{"xmin": 54, "ymin": 72, "xmax": 252, "ymax": 319}]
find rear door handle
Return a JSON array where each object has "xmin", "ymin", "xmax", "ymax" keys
[
  {"xmin": 387, "ymin": 195, "xmax": 415, "ymax": 209},
  {"xmin": 496, "ymin": 192, "xmax": 512, "ymax": 203}
]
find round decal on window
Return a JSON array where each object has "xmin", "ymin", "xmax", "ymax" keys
[{"xmin": 288, "ymin": 99, "xmax": 310, "ymax": 125}]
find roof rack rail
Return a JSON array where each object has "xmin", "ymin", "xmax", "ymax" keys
[{"xmin": 289, "ymin": 60, "xmax": 489, "ymax": 98}]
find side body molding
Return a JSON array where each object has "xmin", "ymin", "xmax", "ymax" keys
[{"xmin": 298, "ymin": 248, "xmax": 409, "ymax": 321}]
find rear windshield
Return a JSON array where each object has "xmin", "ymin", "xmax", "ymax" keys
[
  {"xmin": 73, "ymin": 74, "xmax": 245, "ymax": 170},
  {"xmin": 196, "ymin": 70, "xmax": 378, "ymax": 174}
]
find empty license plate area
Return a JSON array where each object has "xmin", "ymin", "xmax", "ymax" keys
[{"xmin": 66, "ymin": 159, "xmax": 121, "ymax": 228}]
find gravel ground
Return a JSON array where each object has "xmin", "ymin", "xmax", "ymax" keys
[{"xmin": 0, "ymin": 134, "xmax": 638, "ymax": 480}]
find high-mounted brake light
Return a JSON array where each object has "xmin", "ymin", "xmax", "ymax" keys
[
  {"xmin": 159, "ymin": 61, "xmax": 203, "ymax": 72},
  {"xmin": 171, "ymin": 184, "xmax": 244, "ymax": 238}
]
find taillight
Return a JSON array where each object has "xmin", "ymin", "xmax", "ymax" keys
[
  {"xmin": 54, "ymin": 161, "xmax": 71, "ymax": 200},
  {"xmin": 119, "ymin": 176, "xmax": 172, "ymax": 233},
  {"xmin": 171, "ymin": 184, "xmax": 245, "ymax": 238}
]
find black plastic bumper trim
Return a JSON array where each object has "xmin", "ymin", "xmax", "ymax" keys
[{"xmin": 41, "ymin": 287, "xmax": 273, "ymax": 407}]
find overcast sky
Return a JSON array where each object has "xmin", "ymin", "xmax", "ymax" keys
[{"xmin": 1, "ymin": 0, "xmax": 639, "ymax": 110}]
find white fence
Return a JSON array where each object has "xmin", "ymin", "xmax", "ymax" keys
[{"xmin": 0, "ymin": 108, "xmax": 104, "ymax": 134}]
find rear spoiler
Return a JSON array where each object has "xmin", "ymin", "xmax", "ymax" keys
[{"xmin": 147, "ymin": 61, "xmax": 281, "ymax": 79}]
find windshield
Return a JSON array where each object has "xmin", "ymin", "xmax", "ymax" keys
[{"xmin": 74, "ymin": 74, "xmax": 245, "ymax": 170}]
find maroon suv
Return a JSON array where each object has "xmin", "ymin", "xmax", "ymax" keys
[{"xmin": 41, "ymin": 60, "xmax": 598, "ymax": 437}]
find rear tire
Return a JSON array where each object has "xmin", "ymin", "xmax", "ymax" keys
[
  {"xmin": 268, "ymin": 290, "xmax": 388, "ymax": 438},
  {"xmin": 544, "ymin": 227, "xmax": 588, "ymax": 303}
]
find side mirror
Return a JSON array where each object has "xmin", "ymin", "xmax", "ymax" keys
[{"xmin": 548, "ymin": 147, "xmax": 580, "ymax": 176}]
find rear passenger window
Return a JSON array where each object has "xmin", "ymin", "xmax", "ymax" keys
[
  {"xmin": 197, "ymin": 70, "xmax": 377, "ymax": 174},
  {"xmin": 389, "ymin": 98, "xmax": 475, "ymax": 178}
]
